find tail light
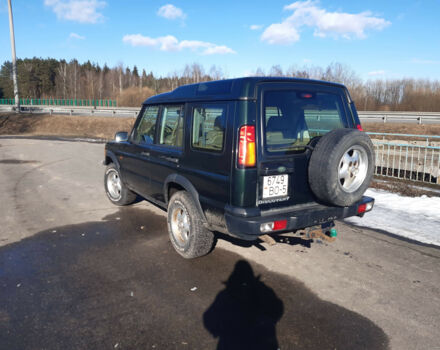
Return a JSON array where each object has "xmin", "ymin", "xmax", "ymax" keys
[
  {"xmin": 260, "ymin": 219, "xmax": 288, "ymax": 233},
  {"xmin": 238, "ymin": 125, "xmax": 256, "ymax": 168},
  {"xmin": 356, "ymin": 124, "xmax": 364, "ymax": 131},
  {"xmin": 357, "ymin": 201, "xmax": 374, "ymax": 214}
]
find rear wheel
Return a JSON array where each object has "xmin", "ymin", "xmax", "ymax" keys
[
  {"xmin": 167, "ymin": 191, "xmax": 215, "ymax": 259},
  {"xmin": 104, "ymin": 163, "xmax": 137, "ymax": 206}
]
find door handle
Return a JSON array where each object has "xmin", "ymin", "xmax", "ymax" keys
[
  {"xmin": 160, "ymin": 156, "xmax": 179, "ymax": 164},
  {"xmin": 141, "ymin": 151, "xmax": 150, "ymax": 157}
]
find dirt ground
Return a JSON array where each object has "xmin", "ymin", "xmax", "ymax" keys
[
  {"xmin": 0, "ymin": 113, "xmax": 135, "ymax": 140},
  {"xmin": 370, "ymin": 177, "xmax": 440, "ymax": 197},
  {"xmin": 1, "ymin": 113, "xmax": 439, "ymax": 140},
  {"xmin": 362, "ymin": 122, "xmax": 440, "ymax": 136}
]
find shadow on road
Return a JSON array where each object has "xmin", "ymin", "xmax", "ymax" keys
[
  {"xmin": 0, "ymin": 207, "xmax": 389, "ymax": 349},
  {"xmin": 203, "ymin": 260, "xmax": 283, "ymax": 349}
]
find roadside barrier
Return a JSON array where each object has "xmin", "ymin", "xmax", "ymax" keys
[
  {"xmin": 359, "ymin": 111, "xmax": 440, "ymax": 124},
  {"xmin": 369, "ymin": 133, "xmax": 440, "ymax": 185},
  {"xmin": 0, "ymin": 104, "xmax": 138, "ymax": 117},
  {"xmin": 1, "ymin": 103, "xmax": 440, "ymax": 124},
  {"xmin": 0, "ymin": 103, "xmax": 439, "ymax": 185},
  {"xmin": 0, "ymin": 98, "xmax": 117, "ymax": 107}
]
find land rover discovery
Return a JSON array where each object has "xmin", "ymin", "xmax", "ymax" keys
[{"xmin": 104, "ymin": 77, "xmax": 375, "ymax": 258}]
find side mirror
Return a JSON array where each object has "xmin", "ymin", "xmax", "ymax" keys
[{"xmin": 115, "ymin": 131, "xmax": 128, "ymax": 142}]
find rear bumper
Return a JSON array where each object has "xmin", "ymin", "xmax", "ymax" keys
[{"xmin": 224, "ymin": 196, "xmax": 374, "ymax": 240}]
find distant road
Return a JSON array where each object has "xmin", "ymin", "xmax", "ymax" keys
[{"xmin": 1, "ymin": 105, "xmax": 440, "ymax": 124}]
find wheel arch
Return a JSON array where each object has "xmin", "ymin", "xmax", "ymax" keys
[
  {"xmin": 164, "ymin": 174, "xmax": 207, "ymax": 222},
  {"xmin": 103, "ymin": 150, "xmax": 120, "ymax": 168}
]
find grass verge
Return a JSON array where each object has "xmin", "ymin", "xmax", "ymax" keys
[{"xmin": 0, "ymin": 113, "xmax": 135, "ymax": 140}]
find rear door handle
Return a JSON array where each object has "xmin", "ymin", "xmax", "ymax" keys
[{"xmin": 261, "ymin": 167, "xmax": 294, "ymax": 175}]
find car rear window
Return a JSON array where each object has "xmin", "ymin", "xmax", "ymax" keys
[{"xmin": 263, "ymin": 90, "xmax": 347, "ymax": 153}]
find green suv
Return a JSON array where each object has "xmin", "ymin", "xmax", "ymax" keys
[{"xmin": 104, "ymin": 77, "xmax": 375, "ymax": 258}]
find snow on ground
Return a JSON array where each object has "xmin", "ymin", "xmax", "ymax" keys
[{"xmin": 345, "ymin": 189, "xmax": 440, "ymax": 246}]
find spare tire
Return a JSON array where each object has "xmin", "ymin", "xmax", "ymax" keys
[{"xmin": 308, "ymin": 128, "xmax": 375, "ymax": 207}]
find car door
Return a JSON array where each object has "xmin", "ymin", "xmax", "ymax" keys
[
  {"xmin": 147, "ymin": 104, "xmax": 185, "ymax": 203},
  {"xmin": 256, "ymin": 82, "xmax": 352, "ymax": 210},
  {"xmin": 182, "ymin": 102, "xmax": 232, "ymax": 208},
  {"xmin": 118, "ymin": 105, "xmax": 160, "ymax": 197}
]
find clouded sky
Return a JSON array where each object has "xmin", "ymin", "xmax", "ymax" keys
[{"xmin": 1, "ymin": 0, "xmax": 439, "ymax": 80}]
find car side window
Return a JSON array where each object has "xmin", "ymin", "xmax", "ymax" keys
[
  {"xmin": 132, "ymin": 106, "xmax": 159, "ymax": 145},
  {"xmin": 158, "ymin": 105, "xmax": 184, "ymax": 148},
  {"xmin": 192, "ymin": 104, "xmax": 226, "ymax": 152}
]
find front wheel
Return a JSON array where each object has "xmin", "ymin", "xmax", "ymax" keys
[
  {"xmin": 167, "ymin": 191, "xmax": 215, "ymax": 259},
  {"xmin": 104, "ymin": 163, "xmax": 137, "ymax": 206}
]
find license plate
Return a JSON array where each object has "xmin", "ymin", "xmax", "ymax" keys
[{"xmin": 262, "ymin": 175, "xmax": 289, "ymax": 198}]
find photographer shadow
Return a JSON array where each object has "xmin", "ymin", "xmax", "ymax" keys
[{"xmin": 203, "ymin": 260, "xmax": 283, "ymax": 350}]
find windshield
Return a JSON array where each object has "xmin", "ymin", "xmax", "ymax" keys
[{"xmin": 263, "ymin": 89, "xmax": 348, "ymax": 153}]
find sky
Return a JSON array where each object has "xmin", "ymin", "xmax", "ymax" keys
[{"xmin": 1, "ymin": 0, "xmax": 439, "ymax": 80}]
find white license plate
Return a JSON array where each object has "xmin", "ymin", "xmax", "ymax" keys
[{"xmin": 262, "ymin": 174, "xmax": 289, "ymax": 198}]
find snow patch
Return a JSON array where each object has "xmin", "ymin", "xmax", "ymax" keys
[{"xmin": 345, "ymin": 189, "xmax": 440, "ymax": 246}]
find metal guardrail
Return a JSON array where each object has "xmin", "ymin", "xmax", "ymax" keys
[
  {"xmin": 359, "ymin": 111, "xmax": 440, "ymax": 124},
  {"xmin": 0, "ymin": 105, "xmax": 139, "ymax": 118},
  {"xmin": 368, "ymin": 133, "xmax": 440, "ymax": 184},
  {"xmin": 1, "ymin": 105, "xmax": 440, "ymax": 123}
]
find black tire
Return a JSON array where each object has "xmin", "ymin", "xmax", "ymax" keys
[
  {"xmin": 308, "ymin": 128, "xmax": 375, "ymax": 207},
  {"xmin": 167, "ymin": 191, "xmax": 216, "ymax": 259},
  {"xmin": 104, "ymin": 163, "xmax": 137, "ymax": 206}
]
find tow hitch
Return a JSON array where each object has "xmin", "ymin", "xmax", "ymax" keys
[
  {"xmin": 258, "ymin": 221, "xmax": 337, "ymax": 246},
  {"xmin": 305, "ymin": 222, "xmax": 337, "ymax": 242}
]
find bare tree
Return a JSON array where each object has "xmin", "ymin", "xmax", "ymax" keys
[
  {"xmin": 57, "ymin": 60, "xmax": 67, "ymax": 99},
  {"xmin": 269, "ymin": 65, "xmax": 283, "ymax": 77},
  {"xmin": 2, "ymin": 58, "xmax": 440, "ymax": 110}
]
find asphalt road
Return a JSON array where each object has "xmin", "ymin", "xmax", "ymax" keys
[{"xmin": 0, "ymin": 138, "xmax": 439, "ymax": 350}]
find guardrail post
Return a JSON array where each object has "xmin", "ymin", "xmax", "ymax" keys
[
  {"xmin": 50, "ymin": 108, "xmax": 53, "ymax": 116},
  {"xmin": 70, "ymin": 109, "xmax": 73, "ymax": 116},
  {"xmin": 418, "ymin": 117, "xmax": 422, "ymax": 125},
  {"xmin": 383, "ymin": 115, "xmax": 387, "ymax": 123}
]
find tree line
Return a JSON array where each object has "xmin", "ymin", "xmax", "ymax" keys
[{"xmin": 0, "ymin": 58, "xmax": 439, "ymax": 110}]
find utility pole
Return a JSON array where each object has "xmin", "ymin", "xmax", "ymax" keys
[{"xmin": 7, "ymin": 0, "xmax": 20, "ymax": 112}]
